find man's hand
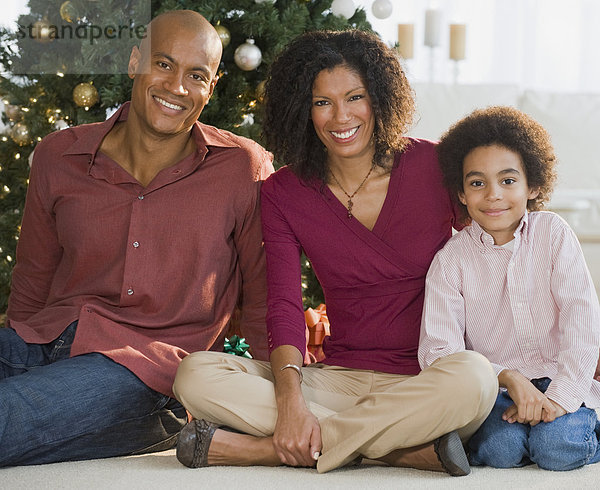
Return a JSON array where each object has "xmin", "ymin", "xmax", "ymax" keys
[
  {"xmin": 498, "ymin": 369, "xmax": 556, "ymax": 426},
  {"xmin": 272, "ymin": 395, "xmax": 321, "ymax": 467}
]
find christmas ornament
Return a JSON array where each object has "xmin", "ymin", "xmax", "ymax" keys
[
  {"xmin": 55, "ymin": 120, "xmax": 69, "ymax": 131},
  {"xmin": 214, "ymin": 24, "xmax": 231, "ymax": 48},
  {"xmin": 371, "ymin": 0, "xmax": 393, "ymax": 19},
  {"xmin": 32, "ymin": 18, "xmax": 55, "ymax": 43},
  {"xmin": 10, "ymin": 122, "xmax": 32, "ymax": 146},
  {"xmin": 331, "ymin": 0, "xmax": 355, "ymax": 19},
  {"xmin": 256, "ymin": 80, "xmax": 266, "ymax": 103},
  {"xmin": 5, "ymin": 104, "xmax": 23, "ymax": 122},
  {"xmin": 72, "ymin": 82, "xmax": 99, "ymax": 108},
  {"xmin": 59, "ymin": 1, "xmax": 78, "ymax": 23},
  {"xmin": 255, "ymin": 0, "xmax": 275, "ymax": 3},
  {"xmin": 234, "ymin": 39, "xmax": 262, "ymax": 71}
]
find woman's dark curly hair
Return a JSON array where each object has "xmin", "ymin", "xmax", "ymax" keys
[
  {"xmin": 262, "ymin": 29, "xmax": 415, "ymax": 182},
  {"xmin": 437, "ymin": 106, "xmax": 557, "ymax": 224}
]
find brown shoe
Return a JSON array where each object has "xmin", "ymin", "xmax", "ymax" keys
[
  {"xmin": 379, "ymin": 430, "xmax": 470, "ymax": 476},
  {"xmin": 176, "ymin": 419, "xmax": 219, "ymax": 468}
]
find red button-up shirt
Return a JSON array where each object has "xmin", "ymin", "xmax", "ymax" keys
[{"xmin": 7, "ymin": 103, "xmax": 274, "ymax": 397}]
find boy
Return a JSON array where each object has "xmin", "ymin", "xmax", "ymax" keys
[{"xmin": 419, "ymin": 106, "xmax": 600, "ymax": 471}]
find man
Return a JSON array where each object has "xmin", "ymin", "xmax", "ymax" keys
[{"xmin": 1, "ymin": 10, "xmax": 273, "ymax": 466}]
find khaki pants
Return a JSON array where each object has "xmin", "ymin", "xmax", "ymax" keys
[{"xmin": 173, "ymin": 350, "xmax": 498, "ymax": 473}]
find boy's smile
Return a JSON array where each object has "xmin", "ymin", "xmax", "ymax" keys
[{"xmin": 459, "ymin": 144, "xmax": 539, "ymax": 245}]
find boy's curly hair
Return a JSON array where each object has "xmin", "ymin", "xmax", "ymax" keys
[
  {"xmin": 262, "ymin": 29, "xmax": 415, "ymax": 182},
  {"xmin": 437, "ymin": 106, "xmax": 557, "ymax": 224}
]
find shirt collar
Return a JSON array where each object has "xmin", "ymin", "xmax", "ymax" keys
[
  {"xmin": 61, "ymin": 101, "xmax": 240, "ymax": 162},
  {"xmin": 468, "ymin": 211, "xmax": 530, "ymax": 248}
]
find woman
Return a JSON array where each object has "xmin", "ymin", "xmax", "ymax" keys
[{"xmin": 173, "ymin": 29, "xmax": 498, "ymax": 475}]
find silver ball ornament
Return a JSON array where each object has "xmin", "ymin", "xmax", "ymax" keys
[
  {"xmin": 371, "ymin": 0, "xmax": 393, "ymax": 19},
  {"xmin": 234, "ymin": 39, "xmax": 262, "ymax": 71},
  {"xmin": 331, "ymin": 0, "xmax": 356, "ymax": 19}
]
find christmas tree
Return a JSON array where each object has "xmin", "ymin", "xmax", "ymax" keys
[{"xmin": 0, "ymin": 0, "xmax": 372, "ymax": 314}]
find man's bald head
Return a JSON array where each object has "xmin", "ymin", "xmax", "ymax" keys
[{"xmin": 139, "ymin": 10, "xmax": 222, "ymax": 78}]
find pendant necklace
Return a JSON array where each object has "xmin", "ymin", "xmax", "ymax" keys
[{"xmin": 329, "ymin": 163, "xmax": 376, "ymax": 219}]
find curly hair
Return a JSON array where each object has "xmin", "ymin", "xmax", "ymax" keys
[
  {"xmin": 437, "ymin": 106, "xmax": 557, "ymax": 224},
  {"xmin": 262, "ymin": 29, "xmax": 415, "ymax": 182}
]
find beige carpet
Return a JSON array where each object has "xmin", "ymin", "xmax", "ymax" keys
[{"xmin": 1, "ymin": 449, "xmax": 597, "ymax": 490}]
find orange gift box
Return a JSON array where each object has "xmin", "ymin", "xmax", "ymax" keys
[{"xmin": 304, "ymin": 304, "xmax": 330, "ymax": 362}]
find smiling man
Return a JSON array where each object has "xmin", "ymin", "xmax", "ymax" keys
[{"xmin": 1, "ymin": 10, "xmax": 273, "ymax": 466}]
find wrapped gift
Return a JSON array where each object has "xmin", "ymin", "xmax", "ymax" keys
[
  {"xmin": 304, "ymin": 303, "xmax": 329, "ymax": 362},
  {"xmin": 224, "ymin": 335, "xmax": 252, "ymax": 358}
]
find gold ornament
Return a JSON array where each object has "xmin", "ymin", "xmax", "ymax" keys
[
  {"xmin": 32, "ymin": 18, "xmax": 55, "ymax": 44},
  {"xmin": 256, "ymin": 80, "xmax": 267, "ymax": 103},
  {"xmin": 214, "ymin": 24, "xmax": 231, "ymax": 48},
  {"xmin": 5, "ymin": 104, "xmax": 23, "ymax": 122},
  {"xmin": 72, "ymin": 83, "xmax": 99, "ymax": 108},
  {"xmin": 10, "ymin": 122, "xmax": 32, "ymax": 146},
  {"xmin": 60, "ymin": 1, "xmax": 78, "ymax": 23}
]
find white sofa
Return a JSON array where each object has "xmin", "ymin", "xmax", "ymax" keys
[{"xmin": 408, "ymin": 83, "xmax": 600, "ymax": 294}]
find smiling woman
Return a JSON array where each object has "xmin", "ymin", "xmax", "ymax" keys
[{"xmin": 172, "ymin": 28, "xmax": 499, "ymax": 477}]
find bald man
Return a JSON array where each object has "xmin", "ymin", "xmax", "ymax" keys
[{"xmin": 2, "ymin": 10, "xmax": 273, "ymax": 466}]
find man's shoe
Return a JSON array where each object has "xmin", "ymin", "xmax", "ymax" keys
[
  {"xmin": 176, "ymin": 419, "xmax": 219, "ymax": 468},
  {"xmin": 433, "ymin": 430, "xmax": 470, "ymax": 476}
]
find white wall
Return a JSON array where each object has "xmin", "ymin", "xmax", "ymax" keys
[{"xmin": 355, "ymin": 0, "xmax": 600, "ymax": 93}]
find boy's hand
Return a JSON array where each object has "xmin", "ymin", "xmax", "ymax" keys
[
  {"xmin": 498, "ymin": 369, "xmax": 556, "ymax": 426},
  {"xmin": 542, "ymin": 398, "xmax": 567, "ymax": 423},
  {"xmin": 504, "ymin": 397, "xmax": 567, "ymax": 425}
]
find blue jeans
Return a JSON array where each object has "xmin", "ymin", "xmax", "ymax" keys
[
  {"xmin": 0, "ymin": 322, "xmax": 186, "ymax": 466},
  {"xmin": 468, "ymin": 377, "xmax": 600, "ymax": 471}
]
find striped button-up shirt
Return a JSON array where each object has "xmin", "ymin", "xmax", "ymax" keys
[{"xmin": 419, "ymin": 211, "xmax": 600, "ymax": 412}]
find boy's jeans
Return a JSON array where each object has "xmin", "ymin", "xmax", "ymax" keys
[
  {"xmin": 469, "ymin": 377, "xmax": 600, "ymax": 471},
  {"xmin": 0, "ymin": 322, "xmax": 186, "ymax": 466}
]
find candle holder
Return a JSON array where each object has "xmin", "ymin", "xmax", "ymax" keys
[{"xmin": 451, "ymin": 60, "xmax": 461, "ymax": 84}]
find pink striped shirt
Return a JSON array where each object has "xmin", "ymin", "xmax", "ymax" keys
[{"xmin": 418, "ymin": 211, "xmax": 600, "ymax": 412}]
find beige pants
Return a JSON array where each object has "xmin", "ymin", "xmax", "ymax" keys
[{"xmin": 173, "ymin": 350, "xmax": 498, "ymax": 473}]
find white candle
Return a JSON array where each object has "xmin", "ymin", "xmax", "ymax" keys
[
  {"xmin": 397, "ymin": 24, "xmax": 414, "ymax": 59},
  {"xmin": 424, "ymin": 8, "xmax": 442, "ymax": 47},
  {"xmin": 449, "ymin": 24, "xmax": 466, "ymax": 60}
]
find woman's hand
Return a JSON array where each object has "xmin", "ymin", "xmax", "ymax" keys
[
  {"xmin": 270, "ymin": 345, "xmax": 322, "ymax": 467},
  {"xmin": 498, "ymin": 369, "xmax": 556, "ymax": 426},
  {"xmin": 272, "ymin": 393, "xmax": 321, "ymax": 467}
]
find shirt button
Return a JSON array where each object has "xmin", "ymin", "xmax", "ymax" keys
[
  {"xmin": 133, "ymin": 241, "xmax": 139, "ymax": 248},
  {"xmin": 127, "ymin": 288, "xmax": 134, "ymax": 295},
  {"xmin": 138, "ymin": 195, "xmax": 144, "ymax": 200}
]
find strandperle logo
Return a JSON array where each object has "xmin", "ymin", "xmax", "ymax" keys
[
  {"xmin": 6, "ymin": 0, "xmax": 150, "ymax": 75},
  {"xmin": 16, "ymin": 20, "xmax": 147, "ymax": 44}
]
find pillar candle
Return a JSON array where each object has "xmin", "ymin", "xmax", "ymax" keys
[
  {"xmin": 424, "ymin": 8, "xmax": 441, "ymax": 47},
  {"xmin": 449, "ymin": 23, "xmax": 466, "ymax": 60},
  {"xmin": 397, "ymin": 24, "xmax": 414, "ymax": 59}
]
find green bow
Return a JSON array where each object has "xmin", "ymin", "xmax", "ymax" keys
[{"xmin": 224, "ymin": 335, "xmax": 252, "ymax": 358}]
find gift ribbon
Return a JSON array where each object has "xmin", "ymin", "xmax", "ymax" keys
[{"xmin": 224, "ymin": 335, "xmax": 253, "ymax": 358}]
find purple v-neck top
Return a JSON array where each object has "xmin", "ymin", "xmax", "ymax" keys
[{"xmin": 261, "ymin": 138, "xmax": 459, "ymax": 374}]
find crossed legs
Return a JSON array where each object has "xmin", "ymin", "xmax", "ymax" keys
[{"xmin": 172, "ymin": 350, "xmax": 498, "ymax": 473}]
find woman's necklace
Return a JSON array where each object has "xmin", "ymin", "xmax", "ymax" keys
[{"xmin": 329, "ymin": 163, "xmax": 376, "ymax": 219}]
